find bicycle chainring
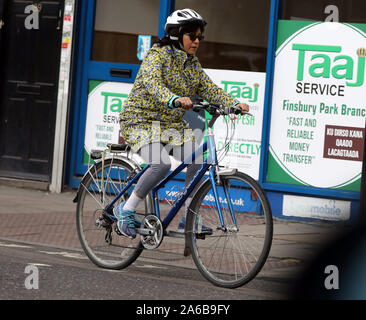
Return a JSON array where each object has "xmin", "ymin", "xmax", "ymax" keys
[{"xmin": 140, "ymin": 215, "xmax": 164, "ymax": 250}]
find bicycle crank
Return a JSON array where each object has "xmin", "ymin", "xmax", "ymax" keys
[{"xmin": 138, "ymin": 215, "xmax": 164, "ymax": 250}]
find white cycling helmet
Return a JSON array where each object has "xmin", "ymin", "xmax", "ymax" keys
[{"xmin": 165, "ymin": 8, "xmax": 207, "ymax": 39}]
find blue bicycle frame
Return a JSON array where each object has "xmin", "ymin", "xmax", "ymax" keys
[
  {"xmin": 104, "ymin": 130, "xmax": 232, "ymax": 230},
  {"xmin": 153, "ymin": 141, "xmax": 211, "ymax": 229}
]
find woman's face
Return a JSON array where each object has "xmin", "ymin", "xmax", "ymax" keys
[{"xmin": 182, "ymin": 28, "xmax": 203, "ymax": 55}]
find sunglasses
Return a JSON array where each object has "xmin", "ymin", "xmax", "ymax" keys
[{"xmin": 185, "ymin": 32, "xmax": 205, "ymax": 42}]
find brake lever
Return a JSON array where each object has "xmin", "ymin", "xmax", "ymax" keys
[
  {"xmin": 224, "ymin": 106, "xmax": 254, "ymax": 117},
  {"xmin": 192, "ymin": 104, "xmax": 203, "ymax": 113}
]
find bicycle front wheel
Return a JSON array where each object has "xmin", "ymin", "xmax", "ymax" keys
[
  {"xmin": 186, "ymin": 171, "xmax": 273, "ymax": 288},
  {"xmin": 76, "ymin": 157, "xmax": 146, "ymax": 270}
]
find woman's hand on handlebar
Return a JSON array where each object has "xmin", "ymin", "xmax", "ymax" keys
[
  {"xmin": 174, "ymin": 97, "xmax": 193, "ymax": 110},
  {"xmin": 236, "ymin": 103, "xmax": 250, "ymax": 114}
]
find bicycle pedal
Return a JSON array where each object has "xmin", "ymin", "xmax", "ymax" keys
[
  {"xmin": 183, "ymin": 247, "xmax": 191, "ymax": 257},
  {"xmin": 114, "ymin": 225, "xmax": 123, "ymax": 236},
  {"xmin": 164, "ymin": 229, "xmax": 185, "ymax": 238},
  {"xmin": 197, "ymin": 227, "xmax": 212, "ymax": 234}
]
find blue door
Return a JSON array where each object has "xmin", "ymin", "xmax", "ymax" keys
[{"xmin": 67, "ymin": 0, "xmax": 172, "ymax": 188}]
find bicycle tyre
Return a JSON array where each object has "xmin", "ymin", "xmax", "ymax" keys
[
  {"xmin": 76, "ymin": 157, "xmax": 146, "ymax": 270},
  {"xmin": 186, "ymin": 171, "xmax": 273, "ymax": 288}
]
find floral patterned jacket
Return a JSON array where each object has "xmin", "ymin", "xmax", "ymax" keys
[{"xmin": 119, "ymin": 43, "xmax": 238, "ymax": 152}]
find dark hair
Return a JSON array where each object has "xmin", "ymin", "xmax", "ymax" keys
[
  {"xmin": 156, "ymin": 22, "xmax": 205, "ymax": 48},
  {"xmin": 155, "ymin": 27, "xmax": 179, "ymax": 47}
]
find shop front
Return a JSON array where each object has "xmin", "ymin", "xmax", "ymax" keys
[{"xmin": 66, "ymin": 0, "xmax": 366, "ymax": 222}]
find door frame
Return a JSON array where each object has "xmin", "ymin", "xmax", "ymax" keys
[
  {"xmin": 66, "ymin": 0, "xmax": 174, "ymax": 189},
  {"xmin": 50, "ymin": 0, "xmax": 75, "ymax": 192}
]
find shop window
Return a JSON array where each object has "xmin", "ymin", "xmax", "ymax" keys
[
  {"xmin": 282, "ymin": 0, "xmax": 366, "ymax": 23},
  {"xmin": 175, "ymin": 0, "xmax": 270, "ymax": 72},
  {"xmin": 92, "ymin": 0, "xmax": 160, "ymax": 64}
]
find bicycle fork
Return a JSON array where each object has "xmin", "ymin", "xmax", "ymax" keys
[
  {"xmin": 206, "ymin": 129, "xmax": 237, "ymax": 231},
  {"xmin": 208, "ymin": 167, "xmax": 238, "ymax": 231}
]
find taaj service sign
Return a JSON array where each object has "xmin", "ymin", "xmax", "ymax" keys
[
  {"xmin": 84, "ymin": 80, "xmax": 133, "ymax": 163},
  {"xmin": 268, "ymin": 20, "xmax": 366, "ymax": 191}
]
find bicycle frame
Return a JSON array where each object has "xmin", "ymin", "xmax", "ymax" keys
[
  {"xmin": 153, "ymin": 141, "xmax": 210, "ymax": 229},
  {"xmin": 104, "ymin": 126, "xmax": 234, "ymax": 231}
]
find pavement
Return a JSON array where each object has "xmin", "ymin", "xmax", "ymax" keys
[{"xmin": 0, "ymin": 184, "xmax": 349, "ymax": 278}]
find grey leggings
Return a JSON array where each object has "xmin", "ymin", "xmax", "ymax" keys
[{"xmin": 134, "ymin": 142, "xmax": 202, "ymax": 199}]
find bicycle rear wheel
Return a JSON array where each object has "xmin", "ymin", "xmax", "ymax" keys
[
  {"xmin": 186, "ymin": 171, "xmax": 272, "ymax": 288},
  {"xmin": 76, "ymin": 157, "xmax": 146, "ymax": 270}
]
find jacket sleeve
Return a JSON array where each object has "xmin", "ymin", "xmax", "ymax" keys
[
  {"xmin": 196, "ymin": 65, "xmax": 239, "ymax": 107},
  {"xmin": 138, "ymin": 49, "xmax": 177, "ymax": 106}
]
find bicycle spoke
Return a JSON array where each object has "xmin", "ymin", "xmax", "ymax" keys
[{"xmin": 80, "ymin": 183, "xmax": 104, "ymax": 209}]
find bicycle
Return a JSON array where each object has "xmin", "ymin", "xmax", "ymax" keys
[{"xmin": 75, "ymin": 101, "xmax": 273, "ymax": 288}]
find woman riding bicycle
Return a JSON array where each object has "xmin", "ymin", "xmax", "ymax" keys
[{"xmin": 114, "ymin": 8, "xmax": 250, "ymax": 239}]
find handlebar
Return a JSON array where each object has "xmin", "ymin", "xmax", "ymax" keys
[{"xmin": 174, "ymin": 100, "xmax": 253, "ymax": 117}]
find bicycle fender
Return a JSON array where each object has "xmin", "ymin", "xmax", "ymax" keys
[
  {"xmin": 91, "ymin": 155, "xmax": 143, "ymax": 172},
  {"xmin": 72, "ymin": 155, "xmax": 142, "ymax": 204}
]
